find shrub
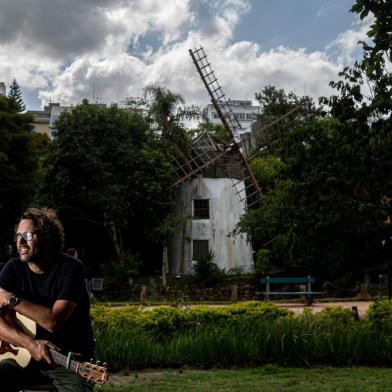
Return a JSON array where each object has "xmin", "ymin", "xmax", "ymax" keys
[
  {"xmin": 193, "ymin": 250, "xmax": 224, "ymax": 287},
  {"xmin": 91, "ymin": 302, "xmax": 392, "ymax": 370},
  {"xmin": 367, "ymin": 300, "xmax": 392, "ymax": 334},
  {"xmin": 255, "ymin": 249, "xmax": 271, "ymax": 274},
  {"xmin": 316, "ymin": 306, "xmax": 356, "ymax": 325}
]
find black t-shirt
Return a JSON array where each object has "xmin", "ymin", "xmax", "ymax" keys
[{"xmin": 0, "ymin": 253, "xmax": 95, "ymax": 360}]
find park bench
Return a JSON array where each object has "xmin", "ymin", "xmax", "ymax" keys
[{"xmin": 258, "ymin": 276, "xmax": 323, "ymax": 305}]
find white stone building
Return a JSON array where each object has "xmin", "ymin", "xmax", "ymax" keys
[
  {"xmin": 168, "ymin": 133, "xmax": 254, "ymax": 275},
  {"xmin": 205, "ymin": 99, "xmax": 260, "ymax": 139}
]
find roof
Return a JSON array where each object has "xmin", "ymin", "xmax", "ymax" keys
[{"xmin": 191, "ymin": 132, "xmax": 243, "ymax": 180}]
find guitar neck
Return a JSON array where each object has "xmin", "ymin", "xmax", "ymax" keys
[{"xmin": 49, "ymin": 349, "xmax": 81, "ymax": 373}]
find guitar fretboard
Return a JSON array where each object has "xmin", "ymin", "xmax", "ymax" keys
[{"xmin": 49, "ymin": 349, "xmax": 81, "ymax": 373}]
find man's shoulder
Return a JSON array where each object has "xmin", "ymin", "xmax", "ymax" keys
[
  {"xmin": 0, "ymin": 257, "xmax": 23, "ymax": 289},
  {"xmin": 1, "ymin": 257, "xmax": 22, "ymax": 270}
]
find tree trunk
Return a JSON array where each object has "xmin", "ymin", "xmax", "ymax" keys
[
  {"xmin": 162, "ymin": 243, "xmax": 168, "ymax": 289},
  {"xmin": 111, "ymin": 224, "xmax": 122, "ymax": 257}
]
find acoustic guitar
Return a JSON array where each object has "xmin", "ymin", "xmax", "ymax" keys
[{"xmin": 0, "ymin": 313, "xmax": 109, "ymax": 385}]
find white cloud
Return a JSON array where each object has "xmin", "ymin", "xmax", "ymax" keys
[
  {"xmin": 0, "ymin": 0, "xmax": 368, "ymax": 111},
  {"xmin": 326, "ymin": 17, "xmax": 372, "ymax": 64}
]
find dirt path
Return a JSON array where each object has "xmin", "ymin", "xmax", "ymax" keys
[{"xmin": 276, "ymin": 300, "xmax": 373, "ymax": 319}]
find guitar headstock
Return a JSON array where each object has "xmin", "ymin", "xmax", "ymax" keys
[{"xmin": 78, "ymin": 361, "xmax": 109, "ymax": 385}]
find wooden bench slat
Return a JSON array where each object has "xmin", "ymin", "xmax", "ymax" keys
[
  {"xmin": 260, "ymin": 277, "xmax": 315, "ymax": 284},
  {"xmin": 260, "ymin": 291, "xmax": 324, "ymax": 295}
]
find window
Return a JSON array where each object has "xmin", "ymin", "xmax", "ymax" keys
[
  {"xmin": 193, "ymin": 199, "xmax": 209, "ymax": 219},
  {"xmin": 193, "ymin": 240, "xmax": 209, "ymax": 261}
]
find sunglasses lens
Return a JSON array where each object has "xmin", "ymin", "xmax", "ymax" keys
[
  {"xmin": 19, "ymin": 232, "xmax": 33, "ymax": 241},
  {"xmin": 24, "ymin": 232, "xmax": 33, "ymax": 241}
]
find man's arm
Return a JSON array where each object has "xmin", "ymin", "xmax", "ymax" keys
[
  {"xmin": 0, "ymin": 307, "xmax": 55, "ymax": 364},
  {"xmin": 0, "ymin": 288, "xmax": 76, "ymax": 333}
]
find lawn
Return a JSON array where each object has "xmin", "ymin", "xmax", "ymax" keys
[{"xmin": 100, "ymin": 366, "xmax": 392, "ymax": 391}]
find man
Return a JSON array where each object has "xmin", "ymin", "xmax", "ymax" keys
[{"xmin": 0, "ymin": 208, "xmax": 95, "ymax": 391}]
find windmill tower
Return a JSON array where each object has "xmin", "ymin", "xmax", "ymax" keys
[{"xmin": 168, "ymin": 47, "xmax": 305, "ymax": 276}]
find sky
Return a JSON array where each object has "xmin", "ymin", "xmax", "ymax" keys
[{"xmin": 0, "ymin": 0, "xmax": 370, "ymax": 111}]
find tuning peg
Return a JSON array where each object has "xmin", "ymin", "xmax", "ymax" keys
[
  {"xmin": 96, "ymin": 360, "xmax": 101, "ymax": 365},
  {"xmin": 103, "ymin": 362, "xmax": 107, "ymax": 367}
]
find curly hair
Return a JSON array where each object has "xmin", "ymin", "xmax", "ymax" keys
[{"xmin": 20, "ymin": 208, "xmax": 64, "ymax": 252}]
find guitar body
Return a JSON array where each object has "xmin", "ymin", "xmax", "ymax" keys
[
  {"xmin": 0, "ymin": 313, "xmax": 36, "ymax": 368},
  {"xmin": 0, "ymin": 313, "xmax": 108, "ymax": 384}
]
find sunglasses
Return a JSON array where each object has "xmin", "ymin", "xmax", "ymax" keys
[{"xmin": 15, "ymin": 232, "xmax": 35, "ymax": 241}]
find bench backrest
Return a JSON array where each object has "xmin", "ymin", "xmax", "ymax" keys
[{"xmin": 260, "ymin": 277, "xmax": 315, "ymax": 284}]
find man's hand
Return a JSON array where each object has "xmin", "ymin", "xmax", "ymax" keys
[
  {"xmin": 0, "ymin": 289, "xmax": 12, "ymax": 308},
  {"xmin": 27, "ymin": 339, "xmax": 59, "ymax": 365}
]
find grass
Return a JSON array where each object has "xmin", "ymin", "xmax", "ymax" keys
[
  {"xmin": 99, "ymin": 366, "xmax": 392, "ymax": 391},
  {"xmin": 92, "ymin": 302, "xmax": 392, "ymax": 370},
  {"xmin": 94, "ymin": 317, "xmax": 390, "ymax": 369}
]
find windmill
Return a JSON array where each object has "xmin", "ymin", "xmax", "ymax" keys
[
  {"xmin": 170, "ymin": 47, "xmax": 303, "ymax": 208},
  {"xmin": 167, "ymin": 47, "xmax": 305, "ymax": 275}
]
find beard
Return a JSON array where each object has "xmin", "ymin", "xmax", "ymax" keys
[{"xmin": 19, "ymin": 246, "xmax": 42, "ymax": 263}]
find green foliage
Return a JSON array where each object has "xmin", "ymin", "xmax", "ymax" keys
[
  {"xmin": 143, "ymin": 84, "xmax": 201, "ymax": 153},
  {"xmin": 245, "ymin": 6, "xmax": 392, "ymax": 282},
  {"xmin": 193, "ymin": 250, "xmax": 224, "ymax": 287},
  {"xmin": 92, "ymin": 301, "xmax": 290, "ymax": 335},
  {"xmin": 103, "ymin": 252, "xmax": 142, "ymax": 288},
  {"xmin": 316, "ymin": 306, "xmax": 357, "ymax": 325},
  {"xmin": 194, "ymin": 122, "xmax": 231, "ymax": 143},
  {"xmin": 7, "ymin": 79, "xmax": 25, "ymax": 112},
  {"xmin": 251, "ymin": 156, "xmax": 284, "ymax": 190},
  {"xmin": 239, "ymin": 115, "xmax": 392, "ymax": 280},
  {"xmin": 0, "ymin": 95, "xmax": 35, "ymax": 259},
  {"xmin": 255, "ymin": 85, "xmax": 317, "ymax": 124},
  {"xmin": 322, "ymin": 0, "xmax": 392, "ymax": 120},
  {"xmin": 92, "ymin": 303, "xmax": 392, "ymax": 371},
  {"xmin": 39, "ymin": 103, "xmax": 173, "ymax": 267},
  {"xmin": 367, "ymin": 300, "xmax": 392, "ymax": 334},
  {"xmin": 255, "ymin": 249, "xmax": 271, "ymax": 274}
]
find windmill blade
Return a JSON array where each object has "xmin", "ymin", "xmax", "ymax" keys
[
  {"xmin": 170, "ymin": 137, "xmax": 237, "ymax": 188},
  {"xmin": 188, "ymin": 47, "xmax": 242, "ymax": 136},
  {"xmin": 241, "ymin": 106, "xmax": 302, "ymax": 159},
  {"xmin": 188, "ymin": 47, "xmax": 262, "ymax": 207}
]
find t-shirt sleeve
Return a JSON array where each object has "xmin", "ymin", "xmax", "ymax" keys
[
  {"xmin": 56, "ymin": 260, "xmax": 86, "ymax": 303},
  {"xmin": 0, "ymin": 259, "xmax": 17, "ymax": 293}
]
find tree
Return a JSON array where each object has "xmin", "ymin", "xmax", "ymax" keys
[
  {"xmin": 143, "ymin": 84, "xmax": 202, "ymax": 152},
  {"xmin": 39, "ymin": 103, "xmax": 173, "ymax": 272},
  {"xmin": 322, "ymin": 0, "xmax": 392, "ymax": 121},
  {"xmin": 7, "ymin": 79, "xmax": 26, "ymax": 112},
  {"xmin": 238, "ymin": 2, "xmax": 392, "ymax": 284},
  {"xmin": 193, "ymin": 122, "xmax": 231, "ymax": 143},
  {"xmin": 238, "ymin": 116, "xmax": 391, "ymax": 281},
  {"xmin": 255, "ymin": 85, "xmax": 317, "ymax": 124},
  {"xmin": 0, "ymin": 95, "xmax": 36, "ymax": 260}
]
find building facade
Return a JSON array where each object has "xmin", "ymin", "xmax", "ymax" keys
[
  {"xmin": 205, "ymin": 99, "xmax": 260, "ymax": 138},
  {"xmin": 27, "ymin": 102, "xmax": 71, "ymax": 137}
]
